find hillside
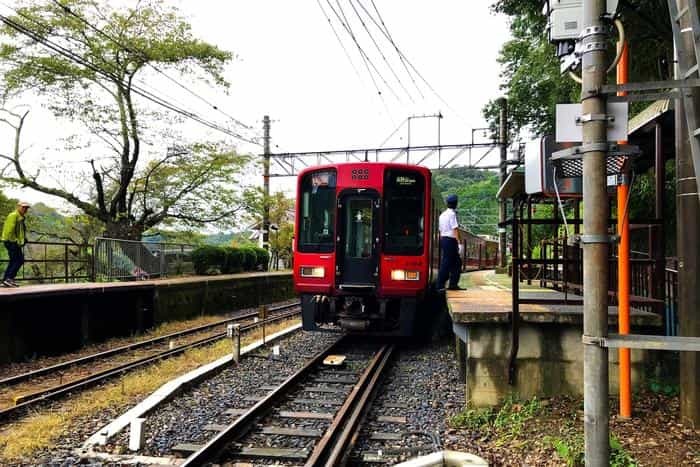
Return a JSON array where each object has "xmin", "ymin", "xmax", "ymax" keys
[{"xmin": 433, "ymin": 167, "xmax": 500, "ymax": 237}]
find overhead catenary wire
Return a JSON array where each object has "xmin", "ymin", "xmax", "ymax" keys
[
  {"xmin": 325, "ymin": 0, "xmax": 402, "ymax": 104},
  {"xmin": 358, "ymin": 0, "xmax": 424, "ymax": 99},
  {"xmin": 316, "ymin": 0, "xmax": 365, "ymax": 84},
  {"xmin": 0, "ymin": 8, "xmax": 260, "ymax": 145},
  {"xmin": 351, "ymin": 0, "xmax": 466, "ymax": 122},
  {"xmin": 49, "ymin": 0, "xmax": 256, "ymax": 133},
  {"xmin": 347, "ymin": 0, "xmax": 414, "ymax": 103}
]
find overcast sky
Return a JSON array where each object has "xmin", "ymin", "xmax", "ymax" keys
[{"xmin": 1, "ymin": 0, "xmax": 512, "ymax": 208}]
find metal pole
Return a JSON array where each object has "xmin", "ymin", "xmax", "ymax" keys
[
  {"xmin": 654, "ymin": 123, "xmax": 666, "ymax": 315},
  {"xmin": 263, "ymin": 115, "xmax": 271, "ymax": 251},
  {"xmin": 498, "ymin": 98, "xmax": 508, "ymax": 269},
  {"xmin": 616, "ymin": 40, "xmax": 632, "ymax": 419},
  {"xmin": 582, "ymin": 0, "xmax": 610, "ymax": 463},
  {"xmin": 407, "ymin": 116, "xmax": 411, "ymax": 164},
  {"xmin": 438, "ymin": 112, "xmax": 443, "ymax": 168},
  {"xmin": 674, "ymin": 2, "xmax": 700, "ymax": 425}
]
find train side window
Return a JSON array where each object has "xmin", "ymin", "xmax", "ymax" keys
[
  {"xmin": 298, "ymin": 170, "xmax": 337, "ymax": 253},
  {"xmin": 383, "ymin": 169, "xmax": 425, "ymax": 255}
]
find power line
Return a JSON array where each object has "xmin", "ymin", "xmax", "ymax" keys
[
  {"xmin": 315, "ymin": 0, "xmax": 364, "ymax": 84},
  {"xmin": 347, "ymin": 0, "xmax": 414, "ymax": 103},
  {"xmin": 353, "ymin": 0, "xmax": 466, "ymax": 122},
  {"xmin": 377, "ymin": 117, "xmax": 406, "ymax": 147},
  {"xmin": 357, "ymin": 0, "xmax": 424, "ymax": 99},
  {"xmin": 0, "ymin": 7, "xmax": 260, "ymax": 145},
  {"xmin": 50, "ymin": 0, "xmax": 256, "ymax": 133},
  {"xmin": 325, "ymin": 0, "xmax": 401, "ymax": 104}
]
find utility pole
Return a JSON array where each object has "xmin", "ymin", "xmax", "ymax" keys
[
  {"xmin": 581, "ymin": 0, "xmax": 610, "ymax": 463},
  {"xmin": 263, "ymin": 115, "xmax": 271, "ymax": 251},
  {"xmin": 498, "ymin": 98, "xmax": 508, "ymax": 269},
  {"xmin": 675, "ymin": 0, "xmax": 700, "ymax": 426}
]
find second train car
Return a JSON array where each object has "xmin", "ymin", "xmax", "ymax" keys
[{"xmin": 293, "ymin": 162, "xmax": 448, "ymax": 336}]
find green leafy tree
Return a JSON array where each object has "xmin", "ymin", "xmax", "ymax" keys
[
  {"xmin": 0, "ymin": 0, "xmax": 252, "ymax": 240},
  {"xmin": 434, "ymin": 167, "xmax": 501, "ymax": 237},
  {"xmin": 267, "ymin": 191, "xmax": 294, "ymax": 270},
  {"xmin": 484, "ymin": 0, "xmax": 673, "ymax": 137}
]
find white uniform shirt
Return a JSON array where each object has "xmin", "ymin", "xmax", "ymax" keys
[{"xmin": 439, "ymin": 208, "xmax": 459, "ymax": 238}]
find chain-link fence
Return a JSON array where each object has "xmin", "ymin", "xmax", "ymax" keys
[{"xmin": 93, "ymin": 237, "xmax": 195, "ymax": 281}]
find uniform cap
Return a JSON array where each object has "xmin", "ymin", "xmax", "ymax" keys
[{"xmin": 446, "ymin": 194, "xmax": 458, "ymax": 204}]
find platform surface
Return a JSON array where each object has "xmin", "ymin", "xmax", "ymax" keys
[
  {"xmin": 0, "ymin": 271, "xmax": 291, "ymax": 300},
  {"xmin": 449, "ymin": 270, "xmax": 662, "ymax": 327}
]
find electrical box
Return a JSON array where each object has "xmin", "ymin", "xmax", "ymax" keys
[
  {"xmin": 546, "ymin": 0, "xmax": 619, "ymax": 42},
  {"xmin": 525, "ymin": 136, "xmax": 582, "ymax": 197}
]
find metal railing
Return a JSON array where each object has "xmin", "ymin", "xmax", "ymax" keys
[
  {"xmin": 0, "ymin": 241, "xmax": 92, "ymax": 283},
  {"xmin": 93, "ymin": 237, "xmax": 195, "ymax": 282}
]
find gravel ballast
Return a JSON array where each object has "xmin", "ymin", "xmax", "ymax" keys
[{"xmin": 104, "ymin": 329, "xmax": 340, "ymax": 457}]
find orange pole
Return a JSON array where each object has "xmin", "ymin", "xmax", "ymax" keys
[{"xmin": 617, "ymin": 40, "xmax": 632, "ymax": 418}]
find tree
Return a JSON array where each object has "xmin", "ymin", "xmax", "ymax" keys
[
  {"xmin": 0, "ymin": 0, "xmax": 253, "ymax": 240},
  {"xmin": 484, "ymin": 0, "xmax": 673, "ymax": 138},
  {"xmin": 267, "ymin": 192, "xmax": 294, "ymax": 270}
]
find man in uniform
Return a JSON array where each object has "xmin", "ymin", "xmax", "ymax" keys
[
  {"xmin": 437, "ymin": 194, "xmax": 464, "ymax": 290},
  {"xmin": 2, "ymin": 201, "xmax": 29, "ymax": 287}
]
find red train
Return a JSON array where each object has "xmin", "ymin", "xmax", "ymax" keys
[{"xmin": 293, "ymin": 162, "xmax": 446, "ymax": 336}]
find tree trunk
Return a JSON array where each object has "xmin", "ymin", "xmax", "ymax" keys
[{"xmin": 104, "ymin": 220, "xmax": 143, "ymax": 241}]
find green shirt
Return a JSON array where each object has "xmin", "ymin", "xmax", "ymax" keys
[{"xmin": 1, "ymin": 210, "xmax": 26, "ymax": 245}]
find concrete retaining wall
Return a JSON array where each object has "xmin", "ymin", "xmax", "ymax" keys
[
  {"xmin": 0, "ymin": 272, "xmax": 294, "ymax": 364},
  {"xmin": 457, "ymin": 321, "xmax": 660, "ymax": 407}
]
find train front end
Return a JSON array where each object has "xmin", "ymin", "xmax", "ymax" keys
[{"xmin": 293, "ymin": 162, "xmax": 436, "ymax": 336}]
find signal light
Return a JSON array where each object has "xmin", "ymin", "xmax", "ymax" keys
[
  {"xmin": 391, "ymin": 269, "xmax": 420, "ymax": 281},
  {"xmin": 300, "ymin": 266, "xmax": 325, "ymax": 278}
]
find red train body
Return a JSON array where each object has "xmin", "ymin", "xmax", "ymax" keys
[{"xmin": 293, "ymin": 162, "xmax": 445, "ymax": 336}]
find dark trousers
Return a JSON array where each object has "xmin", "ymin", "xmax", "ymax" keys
[
  {"xmin": 437, "ymin": 236, "xmax": 461, "ymax": 289},
  {"xmin": 3, "ymin": 241, "xmax": 24, "ymax": 281}
]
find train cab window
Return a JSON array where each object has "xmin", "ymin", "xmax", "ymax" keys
[
  {"xmin": 344, "ymin": 199, "xmax": 373, "ymax": 258},
  {"xmin": 383, "ymin": 170, "xmax": 425, "ymax": 255},
  {"xmin": 298, "ymin": 170, "xmax": 337, "ymax": 253}
]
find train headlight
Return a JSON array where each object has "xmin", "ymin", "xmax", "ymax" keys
[
  {"xmin": 391, "ymin": 269, "xmax": 420, "ymax": 281},
  {"xmin": 300, "ymin": 266, "xmax": 325, "ymax": 278}
]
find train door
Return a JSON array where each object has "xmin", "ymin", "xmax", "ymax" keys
[{"xmin": 337, "ymin": 190, "xmax": 380, "ymax": 288}]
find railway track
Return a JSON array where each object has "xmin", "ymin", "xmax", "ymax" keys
[
  {"xmin": 0, "ymin": 302, "xmax": 301, "ymax": 421},
  {"xmin": 175, "ymin": 336, "xmax": 395, "ymax": 466}
]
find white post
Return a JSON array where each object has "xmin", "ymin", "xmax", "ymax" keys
[{"xmin": 129, "ymin": 418, "xmax": 146, "ymax": 451}]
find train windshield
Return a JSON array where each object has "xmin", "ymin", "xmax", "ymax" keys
[
  {"xmin": 298, "ymin": 170, "xmax": 337, "ymax": 253},
  {"xmin": 383, "ymin": 169, "xmax": 425, "ymax": 255}
]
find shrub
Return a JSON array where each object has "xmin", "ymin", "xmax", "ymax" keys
[
  {"xmin": 223, "ymin": 247, "xmax": 244, "ymax": 274},
  {"xmin": 191, "ymin": 245, "xmax": 226, "ymax": 275},
  {"xmin": 239, "ymin": 247, "xmax": 257, "ymax": 271},
  {"xmin": 253, "ymin": 247, "xmax": 270, "ymax": 271}
]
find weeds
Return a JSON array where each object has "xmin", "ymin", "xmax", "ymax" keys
[
  {"xmin": 647, "ymin": 376, "xmax": 680, "ymax": 397},
  {"xmin": 449, "ymin": 395, "xmax": 541, "ymax": 439},
  {"xmin": 545, "ymin": 434, "xmax": 637, "ymax": 467}
]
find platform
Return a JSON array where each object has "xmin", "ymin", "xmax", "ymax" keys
[
  {"xmin": 448, "ymin": 288, "xmax": 662, "ymax": 327},
  {"xmin": 0, "ymin": 271, "xmax": 291, "ymax": 301},
  {"xmin": 0, "ymin": 272, "xmax": 294, "ymax": 364},
  {"xmin": 449, "ymin": 271, "xmax": 663, "ymax": 407}
]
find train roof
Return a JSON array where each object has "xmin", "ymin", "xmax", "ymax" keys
[{"xmin": 296, "ymin": 162, "xmax": 432, "ymax": 179}]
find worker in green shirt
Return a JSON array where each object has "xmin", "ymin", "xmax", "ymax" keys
[{"xmin": 2, "ymin": 201, "xmax": 30, "ymax": 287}]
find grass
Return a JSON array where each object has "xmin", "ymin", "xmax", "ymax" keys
[
  {"xmin": 0, "ymin": 318, "xmax": 300, "ymax": 461},
  {"xmin": 449, "ymin": 396, "xmax": 542, "ymax": 441}
]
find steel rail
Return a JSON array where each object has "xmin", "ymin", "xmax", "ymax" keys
[
  {"xmin": 0, "ymin": 302, "xmax": 299, "ymax": 387},
  {"xmin": 180, "ymin": 336, "xmax": 348, "ymax": 467},
  {"xmin": 305, "ymin": 344, "xmax": 395, "ymax": 466},
  {"xmin": 0, "ymin": 308, "xmax": 301, "ymax": 422}
]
